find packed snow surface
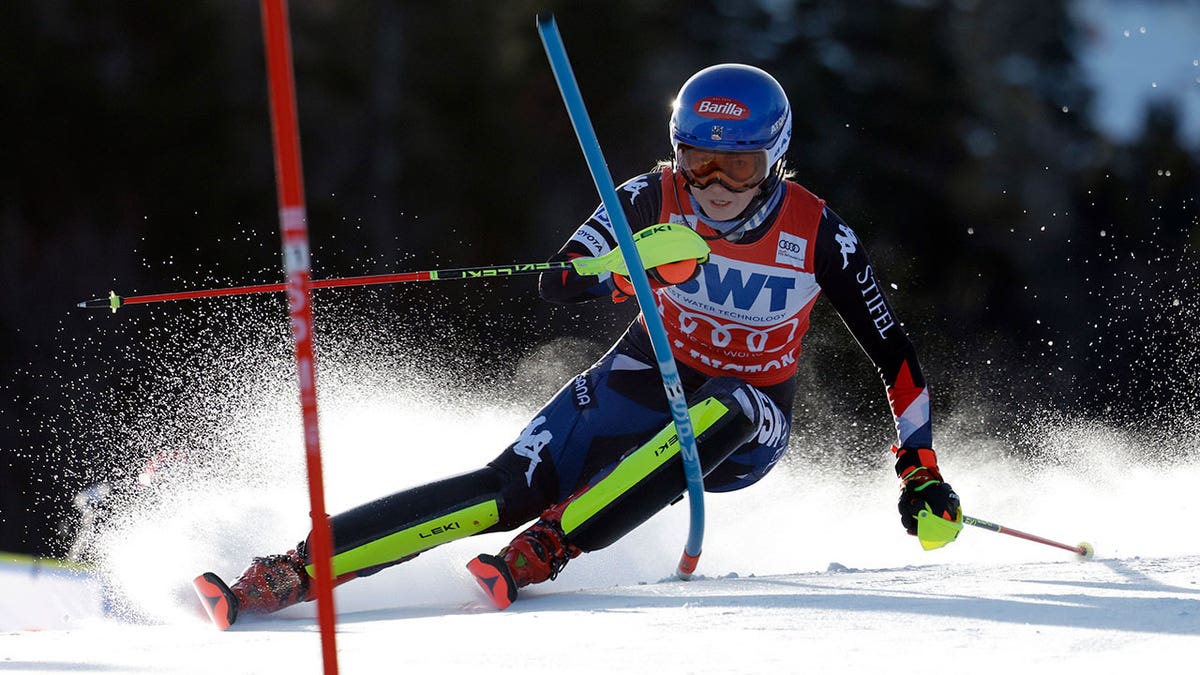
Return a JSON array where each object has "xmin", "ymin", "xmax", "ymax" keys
[{"xmin": 2, "ymin": 352, "xmax": 1198, "ymax": 672}]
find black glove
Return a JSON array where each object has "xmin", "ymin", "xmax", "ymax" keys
[{"xmin": 894, "ymin": 446, "xmax": 960, "ymax": 536}]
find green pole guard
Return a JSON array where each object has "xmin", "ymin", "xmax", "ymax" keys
[
  {"xmin": 571, "ymin": 223, "xmax": 710, "ymax": 277},
  {"xmin": 916, "ymin": 507, "xmax": 964, "ymax": 551}
]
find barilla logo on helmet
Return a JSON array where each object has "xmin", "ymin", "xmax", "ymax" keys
[{"xmin": 694, "ymin": 97, "xmax": 749, "ymax": 120}]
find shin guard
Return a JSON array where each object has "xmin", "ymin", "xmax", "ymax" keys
[{"xmin": 310, "ymin": 467, "xmax": 506, "ymax": 580}]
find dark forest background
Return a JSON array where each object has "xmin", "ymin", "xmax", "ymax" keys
[{"xmin": 2, "ymin": 0, "xmax": 1197, "ymax": 557}]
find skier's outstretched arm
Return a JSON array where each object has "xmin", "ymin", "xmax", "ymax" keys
[{"xmin": 812, "ymin": 208, "xmax": 961, "ymax": 541}]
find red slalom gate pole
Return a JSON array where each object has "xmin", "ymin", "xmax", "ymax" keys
[{"xmin": 260, "ymin": 2, "xmax": 339, "ymax": 672}]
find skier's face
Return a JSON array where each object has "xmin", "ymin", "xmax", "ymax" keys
[{"xmin": 692, "ymin": 182, "xmax": 759, "ymax": 221}]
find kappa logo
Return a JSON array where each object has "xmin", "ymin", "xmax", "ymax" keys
[
  {"xmin": 512, "ymin": 416, "xmax": 553, "ymax": 486},
  {"xmin": 623, "ymin": 176, "xmax": 650, "ymax": 205},
  {"xmin": 835, "ymin": 224, "xmax": 859, "ymax": 270}
]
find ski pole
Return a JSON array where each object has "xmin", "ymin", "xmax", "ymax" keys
[
  {"xmin": 963, "ymin": 514, "xmax": 1095, "ymax": 560},
  {"xmin": 75, "ymin": 260, "xmax": 574, "ymax": 313},
  {"xmin": 537, "ymin": 15, "xmax": 707, "ymax": 581}
]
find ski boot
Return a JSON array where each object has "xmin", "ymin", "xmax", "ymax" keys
[
  {"xmin": 467, "ymin": 504, "xmax": 581, "ymax": 610},
  {"xmin": 194, "ymin": 546, "xmax": 311, "ymax": 630}
]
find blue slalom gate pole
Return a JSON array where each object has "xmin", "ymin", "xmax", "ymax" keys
[{"xmin": 536, "ymin": 15, "xmax": 706, "ymax": 579}]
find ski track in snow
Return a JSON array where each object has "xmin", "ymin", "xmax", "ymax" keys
[{"xmin": 2, "ymin": 553, "xmax": 1198, "ymax": 673}]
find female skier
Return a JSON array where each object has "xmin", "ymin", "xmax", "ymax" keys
[{"xmin": 195, "ymin": 63, "xmax": 961, "ymax": 628}]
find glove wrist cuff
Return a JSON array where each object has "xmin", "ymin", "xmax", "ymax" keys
[{"xmin": 892, "ymin": 445, "xmax": 942, "ymax": 480}]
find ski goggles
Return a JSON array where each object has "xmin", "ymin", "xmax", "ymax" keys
[{"xmin": 676, "ymin": 146, "xmax": 770, "ymax": 192}]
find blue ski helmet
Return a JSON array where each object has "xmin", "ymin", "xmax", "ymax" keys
[{"xmin": 670, "ymin": 64, "xmax": 792, "ymax": 170}]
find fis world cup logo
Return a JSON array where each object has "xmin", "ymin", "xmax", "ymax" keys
[{"xmin": 695, "ymin": 97, "xmax": 750, "ymax": 120}]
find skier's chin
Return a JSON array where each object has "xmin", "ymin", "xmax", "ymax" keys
[{"xmin": 695, "ymin": 185, "xmax": 756, "ymax": 221}]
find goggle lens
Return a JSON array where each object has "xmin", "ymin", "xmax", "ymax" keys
[{"xmin": 677, "ymin": 147, "xmax": 769, "ymax": 192}]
